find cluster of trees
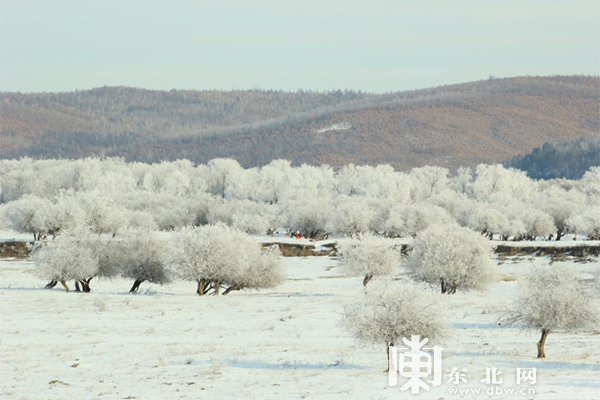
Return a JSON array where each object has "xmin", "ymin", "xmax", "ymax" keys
[
  {"xmin": 35, "ymin": 224, "xmax": 283, "ymax": 295},
  {"xmin": 507, "ymin": 135, "xmax": 600, "ymax": 180},
  {"xmin": 341, "ymin": 225, "xmax": 598, "ymax": 364},
  {"xmin": 1, "ymin": 158, "xmax": 599, "ymax": 241}
]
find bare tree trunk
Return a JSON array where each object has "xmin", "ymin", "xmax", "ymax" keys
[
  {"xmin": 441, "ymin": 279, "xmax": 447, "ymax": 294},
  {"xmin": 129, "ymin": 279, "xmax": 145, "ymax": 293},
  {"xmin": 385, "ymin": 342, "xmax": 394, "ymax": 373},
  {"xmin": 75, "ymin": 281, "xmax": 82, "ymax": 292},
  {"xmin": 223, "ymin": 285, "xmax": 240, "ymax": 295},
  {"xmin": 60, "ymin": 281, "xmax": 69, "ymax": 292},
  {"xmin": 363, "ymin": 273, "xmax": 373, "ymax": 288},
  {"xmin": 213, "ymin": 280, "xmax": 220, "ymax": 295},
  {"xmin": 197, "ymin": 279, "xmax": 209, "ymax": 296},
  {"xmin": 45, "ymin": 280, "xmax": 58, "ymax": 289},
  {"xmin": 537, "ymin": 329, "xmax": 548, "ymax": 358},
  {"xmin": 84, "ymin": 277, "xmax": 93, "ymax": 292}
]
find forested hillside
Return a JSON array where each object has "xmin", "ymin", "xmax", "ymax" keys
[
  {"xmin": 1, "ymin": 75, "xmax": 598, "ymax": 170},
  {"xmin": 506, "ymin": 135, "xmax": 600, "ymax": 179}
]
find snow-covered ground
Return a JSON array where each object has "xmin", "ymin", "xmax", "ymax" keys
[
  {"xmin": 1, "ymin": 245, "xmax": 599, "ymax": 399},
  {"xmin": 315, "ymin": 122, "xmax": 352, "ymax": 134}
]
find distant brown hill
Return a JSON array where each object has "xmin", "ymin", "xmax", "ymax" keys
[{"xmin": 1, "ymin": 76, "xmax": 598, "ymax": 170}]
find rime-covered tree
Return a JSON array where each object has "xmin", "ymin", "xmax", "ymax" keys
[
  {"xmin": 537, "ymin": 186, "xmax": 586, "ymax": 241},
  {"xmin": 34, "ymin": 228, "xmax": 99, "ymax": 292},
  {"xmin": 172, "ymin": 224, "xmax": 283, "ymax": 295},
  {"xmin": 342, "ymin": 283, "xmax": 447, "ymax": 369},
  {"xmin": 466, "ymin": 205, "xmax": 509, "ymax": 239},
  {"xmin": 406, "ymin": 225, "xmax": 497, "ymax": 294},
  {"xmin": 410, "ymin": 166, "xmax": 449, "ymax": 201},
  {"xmin": 566, "ymin": 206, "xmax": 600, "ymax": 240},
  {"xmin": 339, "ymin": 234, "xmax": 400, "ymax": 287},
  {"xmin": 385, "ymin": 203, "xmax": 454, "ymax": 238},
  {"xmin": 117, "ymin": 230, "xmax": 171, "ymax": 293},
  {"xmin": 1, "ymin": 195, "xmax": 56, "ymax": 240},
  {"xmin": 285, "ymin": 197, "xmax": 332, "ymax": 239},
  {"xmin": 520, "ymin": 209, "xmax": 556, "ymax": 240},
  {"xmin": 328, "ymin": 197, "xmax": 376, "ymax": 235},
  {"xmin": 205, "ymin": 158, "xmax": 244, "ymax": 199},
  {"xmin": 505, "ymin": 265, "xmax": 599, "ymax": 358}
]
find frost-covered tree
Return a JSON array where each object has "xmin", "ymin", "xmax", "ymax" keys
[
  {"xmin": 328, "ymin": 197, "xmax": 376, "ymax": 235},
  {"xmin": 579, "ymin": 166, "xmax": 600, "ymax": 202},
  {"xmin": 505, "ymin": 265, "xmax": 599, "ymax": 358},
  {"xmin": 172, "ymin": 224, "xmax": 284, "ymax": 295},
  {"xmin": 284, "ymin": 197, "xmax": 332, "ymax": 239},
  {"xmin": 471, "ymin": 164, "xmax": 536, "ymax": 203},
  {"xmin": 342, "ymin": 283, "xmax": 447, "ymax": 369},
  {"xmin": 406, "ymin": 225, "xmax": 497, "ymax": 294},
  {"xmin": 520, "ymin": 209, "xmax": 556, "ymax": 240},
  {"xmin": 205, "ymin": 158, "xmax": 244, "ymax": 199},
  {"xmin": 385, "ymin": 203, "xmax": 454, "ymax": 238},
  {"xmin": 451, "ymin": 166, "xmax": 473, "ymax": 195},
  {"xmin": 537, "ymin": 186, "xmax": 586, "ymax": 240},
  {"xmin": 466, "ymin": 205, "xmax": 510, "ymax": 239},
  {"xmin": 339, "ymin": 234, "xmax": 400, "ymax": 287},
  {"xmin": 76, "ymin": 192, "xmax": 127, "ymax": 235},
  {"xmin": 257, "ymin": 159, "xmax": 293, "ymax": 203},
  {"xmin": 566, "ymin": 206, "xmax": 600, "ymax": 240},
  {"xmin": 410, "ymin": 166, "xmax": 449, "ymax": 201},
  {"xmin": 117, "ymin": 230, "xmax": 171, "ymax": 293},
  {"xmin": 1, "ymin": 195, "xmax": 56, "ymax": 240},
  {"xmin": 208, "ymin": 199, "xmax": 277, "ymax": 234},
  {"xmin": 34, "ymin": 228, "xmax": 99, "ymax": 292}
]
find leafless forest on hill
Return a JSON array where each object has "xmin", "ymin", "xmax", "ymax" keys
[{"xmin": 1, "ymin": 75, "xmax": 598, "ymax": 170}]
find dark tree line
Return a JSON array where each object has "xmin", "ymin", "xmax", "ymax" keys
[{"xmin": 506, "ymin": 135, "xmax": 600, "ymax": 179}]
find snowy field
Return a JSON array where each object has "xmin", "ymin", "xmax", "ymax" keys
[{"xmin": 1, "ymin": 245, "xmax": 599, "ymax": 400}]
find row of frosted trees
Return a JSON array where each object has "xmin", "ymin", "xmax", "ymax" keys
[
  {"xmin": 35, "ymin": 224, "xmax": 283, "ymax": 295},
  {"xmin": 1, "ymin": 158, "xmax": 599, "ymax": 241},
  {"xmin": 33, "ymin": 217, "xmax": 598, "ymax": 361}
]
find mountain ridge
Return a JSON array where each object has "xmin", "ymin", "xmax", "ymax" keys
[{"xmin": 1, "ymin": 75, "xmax": 598, "ymax": 170}]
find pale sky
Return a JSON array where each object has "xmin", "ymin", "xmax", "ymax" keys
[{"xmin": 1, "ymin": 0, "xmax": 599, "ymax": 93}]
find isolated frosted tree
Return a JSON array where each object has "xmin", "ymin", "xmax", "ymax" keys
[
  {"xmin": 342, "ymin": 283, "xmax": 447, "ymax": 369},
  {"xmin": 339, "ymin": 234, "xmax": 400, "ymax": 287},
  {"xmin": 172, "ymin": 224, "xmax": 283, "ymax": 295},
  {"xmin": 34, "ymin": 229, "xmax": 99, "ymax": 292},
  {"xmin": 406, "ymin": 225, "xmax": 496, "ymax": 294},
  {"xmin": 506, "ymin": 265, "xmax": 599, "ymax": 358},
  {"xmin": 117, "ymin": 230, "xmax": 171, "ymax": 293}
]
